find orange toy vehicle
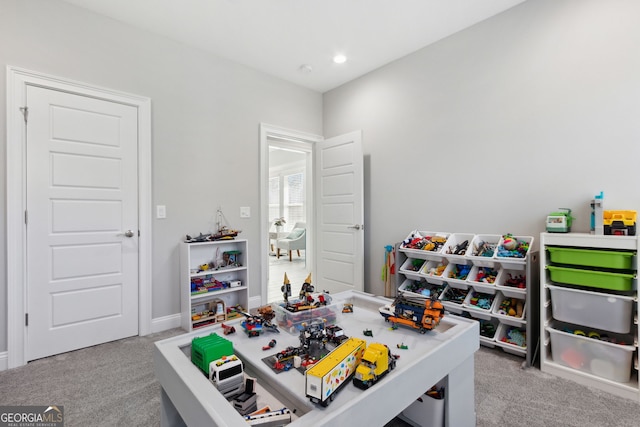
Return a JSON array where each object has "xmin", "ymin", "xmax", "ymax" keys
[{"xmin": 379, "ymin": 296, "xmax": 444, "ymax": 333}]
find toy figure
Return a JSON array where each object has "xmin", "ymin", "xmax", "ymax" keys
[
  {"xmin": 281, "ymin": 273, "xmax": 291, "ymax": 303},
  {"xmin": 299, "ymin": 272, "xmax": 314, "ymax": 300}
]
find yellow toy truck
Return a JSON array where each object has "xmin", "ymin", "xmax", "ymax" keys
[
  {"xmin": 353, "ymin": 343, "xmax": 396, "ymax": 389},
  {"xmin": 604, "ymin": 210, "xmax": 636, "ymax": 236}
]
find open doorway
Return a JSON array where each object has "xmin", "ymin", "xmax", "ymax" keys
[{"xmin": 260, "ymin": 124, "xmax": 322, "ymax": 304}]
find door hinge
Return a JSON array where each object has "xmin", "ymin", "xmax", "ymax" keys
[
  {"xmin": 19, "ymin": 106, "xmax": 28, "ymax": 124},
  {"xmin": 25, "ymin": 313, "xmax": 28, "ymax": 326},
  {"xmin": 25, "ymin": 210, "xmax": 28, "ymax": 225}
]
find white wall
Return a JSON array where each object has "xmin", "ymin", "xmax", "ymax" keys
[
  {"xmin": 323, "ymin": 0, "xmax": 640, "ymax": 296},
  {"xmin": 0, "ymin": 0, "xmax": 322, "ymax": 352}
]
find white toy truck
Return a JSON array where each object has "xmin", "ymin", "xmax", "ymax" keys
[
  {"xmin": 209, "ymin": 355, "xmax": 245, "ymax": 399},
  {"xmin": 304, "ymin": 337, "xmax": 366, "ymax": 406},
  {"xmin": 190, "ymin": 333, "xmax": 245, "ymax": 399}
]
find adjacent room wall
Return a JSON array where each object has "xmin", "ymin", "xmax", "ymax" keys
[
  {"xmin": 323, "ymin": 0, "xmax": 640, "ymax": 296},
  {"xmin": 0, "ymin": 0, "xmax": 322, "ymax": 353}
]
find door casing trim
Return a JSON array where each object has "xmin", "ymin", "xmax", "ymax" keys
[
  {"xmin": 259, "ymin": 123, "xmax": 322, "ymax": 305},
  {"xmin": 6, "ymin": 66, "xmax": 153, "ymax": 368}
]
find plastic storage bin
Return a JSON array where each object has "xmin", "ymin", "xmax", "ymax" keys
[
  {"xmin": 466, "ymin": 234, "xmax": 501, "ymax": 267},
  {"xmin": 467, "ymin": 265, "xmax": 500, "ymax": 295},
  {"xmin": 546, "ymin": 265, "xmax": 635, "ymax": 291},
  {"xmin": 546, "ymin": 246, "xmax": 635, "ymax": 270},
  {"xmin": 442, "ymin": 263, "xmax": 472, "ymax": 289},
  {"xmin": 547, "ymin": 284, "xmax": 634, "ymax": 334},
  {"xmin": 463, "ymin": 289, "xmax": 497, "ymax": 320},
  {"xmin": 478, "ymin": 317, "xmax": 499, "ymax": 348},
  {"xmin": 492, "ymin": 293, "xmax": 526, "ymax": 326},
  {"xmin": 496, "ymin": 323, "xmax": 527, "ymax": 353},
  {"xmin": 400, "ymin": 230, "xmax": 450, "ymax": 260},
  {"xmin": 273, "ymin": 298, "xmax": 341, "ymax": 334},
  {"xmin": 399, "ymin": 258, "xmax": 426, "ymax": 281},
  {"xmin": 496, "ymin": 235, "xmax": 534, "ymax": 262},
  {"xmin": 400, "ymin": 388, "xmax": 445, "ymax": 427},
  {"xmin": 419, "ymin": 260, "xmax": 448, "ymax": 284},
  {"xmin": 438, "ymin": 285, "xmax": 469, "ymax": 314},
  {"xmin": 442, "ymin": 233, "xmax": 474, "ymax": 264},
  {"xmin": 398, "ymin": 278, "xmax": 445, "ymax": 300},
  {"xmin": 547, "ymin": 323, "xmax": 634, "ymax": 383},
  {"xmin": 494, "ymin": 269, "xmax": 527, "ymax": 298}
]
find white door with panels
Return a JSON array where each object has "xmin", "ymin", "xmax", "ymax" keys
[
  {"xmin": 315, "ymin": 130, "xmax": 364, "ymax": 294},
  {"xmin": 26, "ymin": 86, "xmax": 139, "ymax": 360}
]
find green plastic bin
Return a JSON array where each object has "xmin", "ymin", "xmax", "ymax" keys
[
  {"xmin": 547, "ymin": 246, "xmax": 635, "ymax": 270},
  {"xmin": 546, "ymin": 265, "xmax": 635, "ymax": 291}
]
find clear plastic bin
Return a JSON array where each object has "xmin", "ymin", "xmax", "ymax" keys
[
  {"xmin": 547, "ymin": 284, "xmax": 634, "ymax": 334},
  {"xmin": 547, "ymin": 322, "xmax": 634, "ymax": 383}
]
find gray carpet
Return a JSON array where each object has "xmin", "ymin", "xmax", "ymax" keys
[{"xmin": 2, "ymin": 329, "xmax": 640, "ymax": 426}]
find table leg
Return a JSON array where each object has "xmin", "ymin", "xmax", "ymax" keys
[
  {"xmin": 444, "ymin": 354, "xmax": 475, "ymax": 427},
  {"xmin": 160, "ymin": 388, "xmax": 187, "ymax": 427}
]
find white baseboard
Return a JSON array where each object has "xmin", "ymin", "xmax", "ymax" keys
[
  {"xmin": 149, "ymin": 313, "xmax": 182, "ymax": 334},
  {"xmin": 0, "ymin": 351, "xmax": 7, "ymax": 371}
]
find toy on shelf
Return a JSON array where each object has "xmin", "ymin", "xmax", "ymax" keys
[
  {"xmin": 502, "ymin": 273, "xmax": 526, "ymax": 289},
  {"xmin": 497, "ymin": 234, "xmax": 529, "ymax": 258},
  {"xmin": 401, "ymin": 231, "xmax": 447, "ymax": 252},
  {"xmin": 445, "ymin": 239, "xmax": 468, "ymax": 255},
  {"xmin": 496, "ymin": 297, "xmax": 524, "ymax": 318},
  {"xmin": 590, "ymin": 191, "xmax": 604, "ymax": 235},
  {"xmin": 184, "ymin": 208, "xmax": 242, "ymax": 242},
  {"xmin": 363, "ymin": 329, "xmax": 373, "ymax": 337},
  {"xmin": 604, "ymin": 210, "xmax": 637, "ymax": 236},
  {"xmin": 226, "ymin": 305, "xmax": 244, "ymax": 320},
  {"xmin": 546, "ymin": 208, "xmax": 574, "ymax": 233},
  {"xmin": 342, "ymin": 303, "xmax": 353, "ymax": 313},
  {"xmin": 396, "ymin": 343, "xmax": 408, "ymax": 350}
]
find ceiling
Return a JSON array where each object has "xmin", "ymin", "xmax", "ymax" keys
[{"xmin": 61, "ymin": 0, "xmax": 525, "ymax": 93}]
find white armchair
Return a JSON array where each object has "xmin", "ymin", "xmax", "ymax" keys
[{"xmin": 276, "ymin": 222, "xmax": 306, "ymax": 262}]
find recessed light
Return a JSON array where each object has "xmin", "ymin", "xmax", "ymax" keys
[
  {"xmin": 299, "ymin": 64, "xmax": 313, "ymax": 73},
  {"xmin": 333, "ymin": 54, "xmax": 347, "ymax": 64}
]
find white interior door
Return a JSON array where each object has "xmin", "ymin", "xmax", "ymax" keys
[
  {"xmin": 315, "ymin": 130, "xmax": 364, "ymax": 294},
  {"xmin": 26, "ymin": 85, "xmax": 139, "ymax": 360}
]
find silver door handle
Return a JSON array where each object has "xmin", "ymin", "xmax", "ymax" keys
[
  {"xmin": 118, "ymin": 230, "xmax": 135, "ymax": 238},
  {"xmin": 348, "ymin": 224, "xmax": 362, "ymax": 230}
]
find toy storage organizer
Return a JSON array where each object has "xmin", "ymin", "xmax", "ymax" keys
[
  {"xmin": 540, "ymin": 233, "xmax": 640, "ymax": 401},
  {"xmin": 180, "ymin": 239, "xmax": 250, "ymax": 331},
  {"xmin": 396, "ymin": 231, "xmax": 539, "ymax": 367}
]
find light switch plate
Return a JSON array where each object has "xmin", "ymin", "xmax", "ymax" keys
[
  {"xmin": 240, "ymin": 207, "xmax": 250, "ymax": 218},
  {"xmin": 156, "ymin": 205, "xmax": 166, "ymax": 219}
]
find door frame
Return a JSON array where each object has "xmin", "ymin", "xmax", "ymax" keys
[
  {"xmin": 259, "ymin": 123, "xmax": 322, "ymax": 305},
  {"xmin": 6, "ymin": 66, "xmax": 153, "ymax": 368}
]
